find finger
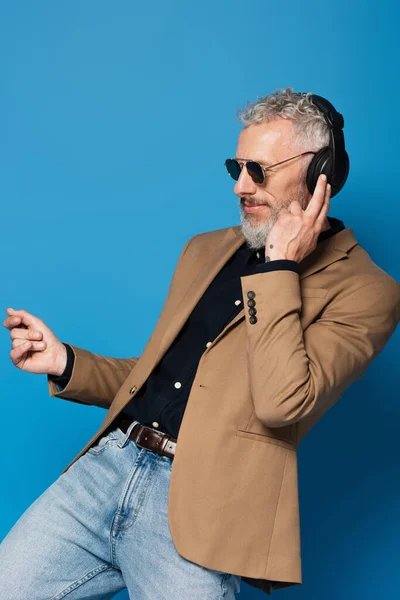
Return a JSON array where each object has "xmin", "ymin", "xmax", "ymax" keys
[
  {"xmin": 5, "ymin": 308, "xmax": 21, "ymax": 324},
  {"xmin": 10, "ymin": 341, "xmax": 33, "ymax": 366},
  {"xmin": 10, "ymin": 328, "xmax": 43, "ymax": 341},
  {"xmin": 12, "ymin": 338, "xmax": 46, "ymax": 351},
  {"xmin": 5, "ymin": 308, "xmax": 39, "ymax": 328},
  {"xmin": 4, "ymin": 315, "xmax": 28, "ymax": 330},
  {"xmin": 4, "ymin": 309, "xmax": 39, "ymax": 330},
  {"xmin": 4, "ymin": 315, "xmax": 23, "ymax": 330},
  {"xmin": 305, "ymin": 174, "xmax": 328, "ymax": 219},
  {"xmin": 315, "ymin": 183, "xmax": 331, "ymax": 228},
  {"xmin": 288, "ymin": 200, "xmax": 303, "ymax": 215}
]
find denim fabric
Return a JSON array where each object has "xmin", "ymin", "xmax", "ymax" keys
[{"xmin": 0, "ymin": 421, "xmax": 241, "ymax": 599}]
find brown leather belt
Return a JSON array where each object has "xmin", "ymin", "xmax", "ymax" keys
[{"xmin": 115, "ymin": 417, "xmax": 177, "ymax": 460}]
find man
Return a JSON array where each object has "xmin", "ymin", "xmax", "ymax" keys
[{"xmin": 1, "ymin": 87, "xmax": 399, "ymax": 598}]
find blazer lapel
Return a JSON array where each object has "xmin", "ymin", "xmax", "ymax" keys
[
  {"xmin": 296, "ymin": 226, "xmax": 358, "ymax": 280},
  {"xmin": 155, "ymin": 227, "xmax": 245, "ymax": 364},
  {"xmin": 156, "ymin": 225, "xmax": 359, "ymax": 362}
]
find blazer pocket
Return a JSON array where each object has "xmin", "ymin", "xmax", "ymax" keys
[{"xmin": 236, "ymin": 429, "xmax": 296, "ymax": 451}]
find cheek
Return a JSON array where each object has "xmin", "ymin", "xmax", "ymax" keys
[
  {"xmin": 261, "ymin": 183, "xmax": 277, "ymax": 203},
  {"xmin": 266, "ymin": 176, "xmax": 298, "ymax": 204}
]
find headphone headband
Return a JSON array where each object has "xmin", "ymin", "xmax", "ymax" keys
[{"xmin": 308, "ymin": 94, "xmax": 345, "ymax": 129}]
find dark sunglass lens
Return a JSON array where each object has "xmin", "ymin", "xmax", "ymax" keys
[
  {"xmin": 225, "ymin": 159, "xmax": 242, "ymax": 181},
  {"xmin": 246, "ymin": 161, "xmax": 264, "ymax": 184}
]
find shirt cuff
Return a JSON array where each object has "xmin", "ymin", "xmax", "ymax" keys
[
  {"xmin": 47, "ymin": 343, "xmax": 75, "ymax": 389},
  {"xmin": 254, "ymin": 259, "xmax": 300, "ymax": 274}
]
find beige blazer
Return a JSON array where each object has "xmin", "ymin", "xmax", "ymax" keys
[{"xmin": 48, "ymin": 224, "xmax": 400, "ymax": 596}]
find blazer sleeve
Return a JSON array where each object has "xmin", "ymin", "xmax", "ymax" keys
[
  {"xmin": 240, "ymin": 270, "xmax": 400, "ymax": 428},
  {"xmin": 47, "ymin": 345, "xmax": 139, "ymax": 409},
  {"xmin": 47, "ymin": 236, "xmax": 194, "ymax": 410}
]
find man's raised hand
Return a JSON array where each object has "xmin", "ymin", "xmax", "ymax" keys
[
  {"xmin": 3, "ymin": 308, "xmax": 67, "ymax": 376},
  {"xmin": 264, "ymin": 173, "xmax": 332, "ymax": 263}
]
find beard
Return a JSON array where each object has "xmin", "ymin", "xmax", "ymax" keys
[{"xmin": 238, "ymin": 187, "xmax": 309, "ymax": 251}]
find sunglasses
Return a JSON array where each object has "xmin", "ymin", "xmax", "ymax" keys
[{"xmin": 224, "ymin": 151, "xmax": 316, "ymax": 184}]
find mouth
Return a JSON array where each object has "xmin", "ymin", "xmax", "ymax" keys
[
  {"xmin": 242, "ymin": 200, "xmax": 268, "ymax": 214},
  {"xmin": 242, "ymin": 200, "xmax": 267, "ymax": 207}
]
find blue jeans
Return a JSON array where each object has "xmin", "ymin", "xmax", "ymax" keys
[{"xmin": 0, "ymin": 421, "xmax": 241, "ymax": 599}]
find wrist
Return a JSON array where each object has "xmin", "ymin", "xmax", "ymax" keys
[
  {"xmin": 49, "ymin": 343, "xmax": 68, "ymax": 377},
  {"xmin": 264, "ymin": 254, "xmax": 290, "ymax": 262}
]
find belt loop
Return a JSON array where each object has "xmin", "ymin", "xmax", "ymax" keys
[{"xmin": 117, "ymin": 420, "xmax": 141, "ymax": 448}]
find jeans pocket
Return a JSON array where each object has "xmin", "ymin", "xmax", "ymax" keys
[{"xmin": 86, "ymin": 429, "xmax": 120, "ymax": 456}]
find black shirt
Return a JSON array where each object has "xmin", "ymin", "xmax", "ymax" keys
[{"xmin": 49, "ymin": 216, "xmax": 345, "ymax": 438}]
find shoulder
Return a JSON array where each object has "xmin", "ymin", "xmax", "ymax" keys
[
  {"xmin": 339, "ymin": 242, "xmax": 398, "ymax": 296},
  {"xmin": 324, "ymin": 236, "xmax": 399, "ymax": 324},
  {"xmin": 182, "ymin": 224, "xmax": 241, "ymax": 255},
  {"xmin": 187, "ymin": 224, "xmax": 239, "ymax": 244}
]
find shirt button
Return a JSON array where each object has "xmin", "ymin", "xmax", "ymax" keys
[
  {"xmin": 174, "ymin": 382, "xmax": 182, "ymax": 389},
  {"xmin": 206, "ymin": 341, "xmax": 212, "ymax": 347},
  {"xmin": 256, "ymin": 252, "xmax": 260, "ymax": 259},
  {"xmin": 129, "ymin": 385, "xmax": 137, "ymax": 394},
  {"xmin": 152, "ymin": 421, "xmax": 159, "ymax": 428},
  {"xmin": 234, "ymin": 299, "xmax": 241, "ymax": 306},
  {"xmin": 247, "ymin": 290, "xmax": 256, "ymax": 299}
]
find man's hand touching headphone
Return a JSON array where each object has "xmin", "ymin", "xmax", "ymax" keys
[{"xmin": 264, "ymin": 173, "xmax": 331, "ymax": 263}]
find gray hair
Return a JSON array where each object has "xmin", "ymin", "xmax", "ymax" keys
[{"xmin": 237, "ymin": 86, "xmax": 329, "ymax": 153}]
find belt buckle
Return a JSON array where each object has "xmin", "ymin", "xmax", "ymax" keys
[
  {"xmin": 134, "ymin": 424, "xmax": 164, "ymax": 454},
  {"xmin": 132, "ymin": 424, "xmax": 146, "ymax": 448}
]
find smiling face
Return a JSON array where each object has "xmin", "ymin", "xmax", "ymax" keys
[{"xmin": 234, "ymin": 118, "xmax": 313, "ymax": 249}]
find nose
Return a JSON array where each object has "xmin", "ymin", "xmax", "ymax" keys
[{"xmin": 233, "ymin": 164, "xmax": 258, "ymax": 198}]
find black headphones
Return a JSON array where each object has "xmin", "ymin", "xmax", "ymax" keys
[{"xmin": 302, "ymin": 93, "xmax": 350, "ymax": 197}]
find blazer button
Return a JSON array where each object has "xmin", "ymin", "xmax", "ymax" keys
[
  {"xmin": 249, "ymin": 316, "xmax": 258, "ymax": 325},
  {"xmin": 129, "ymin": 385, "xmax": 137, "ymax": 394},
  {"xmin": 247, "ymin": 290, "xmax": 256, "ymax": 299},
  {"xmin": 247, "ymin": 299, "xmax": 256, "ymax": 308},
  {"xmin": 248, "ymin": 307, "xmax": 257, "ymax": 316}
]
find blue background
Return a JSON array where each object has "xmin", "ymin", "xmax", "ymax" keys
[{"xmin": 1, "ymin": 1, "xmax": 399, "ymax": 598}]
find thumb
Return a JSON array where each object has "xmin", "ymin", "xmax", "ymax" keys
[
  {"xmin": 7, "ymin": 308, "xmax": 42, "ymax": 329},
  {"xmin": 288, "ymin": 200, "xmax": 303, "ymax": 215}
]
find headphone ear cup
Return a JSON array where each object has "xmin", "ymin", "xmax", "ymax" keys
[
  {"xmin": 306, "ymin": 147, "xmax": 333, "ymax": 195},
  {"xmin": 333, "ymin": 150, "xmax": 350, "ymax": 197}
]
